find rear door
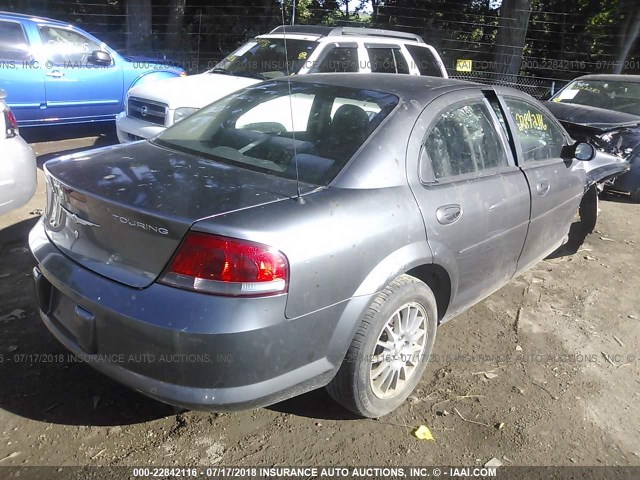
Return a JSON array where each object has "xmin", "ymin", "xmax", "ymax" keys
[
  {"xmin": 0, "ymin": 19, "xmax": 45, "ymax": 125},
  {"xmin": 497, "ymin": 94, "xmax": 586, "ymax": 272},
  {"xmin": 38, "ymin": 25, "xmax": 123, "ymax": 121},
  {"xmin": 406, "ymin": 89, "xmax": 530, "ymax": 318}
]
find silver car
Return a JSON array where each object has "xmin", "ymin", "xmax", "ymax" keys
[
  {"xmin": 0, "ymin": 90, "xmax": 36, "ymax": 215},
  {"xmin": 29, "ymin": 74, "xmax": 622, "ymax": 417}
]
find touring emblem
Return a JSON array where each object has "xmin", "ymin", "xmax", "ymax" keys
[{"xmin": 112, "ymin": 214, "xmax": 169, "ymax": 235}]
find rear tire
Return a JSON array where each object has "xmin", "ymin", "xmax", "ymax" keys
[{"xmin": 326, "ymin": 274, "xmax": 437, "ymax": 418}]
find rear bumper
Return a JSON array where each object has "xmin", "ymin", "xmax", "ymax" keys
[
  {"xmin": 115, "ymin": 111, "xmax": 166, "ymax": 143},
  {"xmin": 0, "ymin": 135, "xmax": 37, "ymax": 215},
  {"xmin": 29, "ymin": 218, "xmax": 370, "ymax": 410}
]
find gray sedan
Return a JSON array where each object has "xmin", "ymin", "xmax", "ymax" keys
[{"xmin": 29, "ymin": 74, "xmax": 619, "ymax": 417}]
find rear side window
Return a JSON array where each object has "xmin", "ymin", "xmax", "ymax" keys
[
  {"xmin": 367, "ymin": 46, "xmax": 409, "ymax": 74},
  {"xmin": 0, "ymin": 21, "xmax": 30, "ymax": 62},
  {"xmin": 315, "ymin": 45, "xmax": 359, "ymax": 73},
  {"xmin": 503, "ymin": 98, "xmax": 566, "ymax": 162},
  {"xmin": 405, "ymin": 45, "xmax": 441, "ymax": 77},
  {"xmin": 423, "ymin": 102, "xmax": 508, "ymax": 180}
]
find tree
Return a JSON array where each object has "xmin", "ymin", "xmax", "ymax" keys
[
  {"xmin": 166, "ymin": 0, "xmax": 187, "ymax": 45},
  {"xmin": 493, "ymin": 0, "xmax": 532, "ymax": 75},
  {"xmin": 126, "ymin": 0, "xmax": 152, "ymax": 54},
  {"xmin": 615, "ymin": 6, "xmax": 640, "ymax": 73}
]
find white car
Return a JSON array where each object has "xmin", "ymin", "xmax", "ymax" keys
[
  {"xmin": 116, "ymin": 25, "xmax": 448, "ymax": 143},
  {"xmin": 0, "ymin": 90, "xmax": 37, "ymax": 215}
]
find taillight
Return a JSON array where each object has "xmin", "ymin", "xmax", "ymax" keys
[
  {"xmin": 160, "ymin": 232, "xmax": 288, "ymax": 297},
  {"xmin": 4, "ymin": 107, "xmax": 18, "ymax": 138}
]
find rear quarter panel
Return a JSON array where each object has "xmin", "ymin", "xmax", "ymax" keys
[{"xmin": 191, "ymin": 185, "xmax": 429, "ymax": 319}]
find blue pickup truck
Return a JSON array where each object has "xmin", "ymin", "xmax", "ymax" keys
[{"xmin": 0, "ymin": 11, "xmax": 185, "ymax": 127}]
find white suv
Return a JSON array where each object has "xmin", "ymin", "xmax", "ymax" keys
[
  {"xmin": 0, "ymin": 90, "xmax": 37, "ymax": 215},
  {"xmin": 115, "ymin": 25, "xmax": 447, "ymax": 143}
]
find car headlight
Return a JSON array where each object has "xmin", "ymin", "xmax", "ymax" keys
[{"xmin": 173, "ymin": 107, "xmax": 198, "ymax": 124}]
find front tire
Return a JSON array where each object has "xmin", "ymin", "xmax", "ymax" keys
[
  {"xmin": 326, "ymin": 274, "xmax": 438, "ymax": 418},
  {"xmin": 578, "ymin": 186, "xmax": 599, "ymax": 236}
]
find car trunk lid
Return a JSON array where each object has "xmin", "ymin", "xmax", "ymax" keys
[{"xmin": 43, "ymin": 141, "xmax": 306, "ymax": 288}]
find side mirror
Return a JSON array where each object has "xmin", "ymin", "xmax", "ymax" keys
[
  {"xmin": 88, "ymin": 50, "xmax": 112, "ymax": 66},
  {"xmin": 562, "ymin": 141, "xmax": 596, "ymax": 161}
]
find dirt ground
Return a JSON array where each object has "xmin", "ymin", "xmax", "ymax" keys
[{"xmin": 0, "ymin": 125, "xmax": 638, "ymax": 469}]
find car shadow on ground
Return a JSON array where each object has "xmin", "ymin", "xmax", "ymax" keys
[
  {"xmin": 546, "ymin": 221, "xmax": 589, "ymax": 259},
  {"xmin": 22, "ymin": 123, "xmax": 119, "ymax": 169},
  {"xmin": 268, "ymin": 389, "xmax": 360, "ymax": 421},
  {"xmin": 21, "ymin": 123, "xmax": 117, "ymax": 145},
  {"xmin": 0, "ymin": 217, "xmax": 177, "ymax": 427},
  {"xmin": 547, "ymin": 189, "xmax": 637, "ymax": 260}
]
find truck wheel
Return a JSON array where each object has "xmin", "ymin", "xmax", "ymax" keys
[{"xmin": 326, "ymin": 274, "xmax": 437, "ymax": 418}]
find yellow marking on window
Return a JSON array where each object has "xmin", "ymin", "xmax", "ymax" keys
[{"xmin": 515, "ymin": 111, "xmax": 548, "ymax": 132}]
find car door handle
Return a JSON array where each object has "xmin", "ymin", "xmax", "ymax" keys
[
  {"xmin": 536, "ymin": 180, "xmax": 551, "ymax": 196},
  {"xmin": 46, "ymin": 70, "xmax": 64, "ymax": 78},
  {"xmin": 436, "ymin": 204, "xmax": 462, "ymax": 225}
]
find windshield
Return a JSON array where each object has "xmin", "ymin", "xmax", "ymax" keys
[
  {"xmin": 552, "ymin": 79, "xmax": 640, "ymax": 116},
  {"xmin": 211, "ymin": 38, "xmax": 318, "ymax": 79},
  {"xmin": 153, "ymin": 81, "xmax": 399, "ymax": 185}
]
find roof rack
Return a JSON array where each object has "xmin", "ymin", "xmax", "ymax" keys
[
  {"xmin": 328, "ymin": 26, "xmax": 424, "ymax": 43},
  {"xmin": 269, "ymin": 25, "xmax": 425, "ymax": 44}
]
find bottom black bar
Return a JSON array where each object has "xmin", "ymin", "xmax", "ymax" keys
[{"xmin": 1, "ymin": 466, "xmax": 639, "ymax": 480}]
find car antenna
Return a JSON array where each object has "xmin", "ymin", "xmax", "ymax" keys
[{"xmin": 279, "ymin": 5, "xmax": 305, "ymax": 205}]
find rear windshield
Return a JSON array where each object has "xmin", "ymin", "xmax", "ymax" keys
[{"xmin": 154, "ymin": 81, "xmax": 399, "ymax": 185}]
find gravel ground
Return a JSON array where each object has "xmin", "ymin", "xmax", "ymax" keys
[{"xmin": 0, "ymin": 125, "xmax": 638, "ymax": 469}]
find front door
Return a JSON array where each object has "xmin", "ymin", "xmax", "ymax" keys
[
  {"xmin": 498, "ymin": 95, "xmax": 586, "ymax": 273},
  {"xmin": 38, "ymin": 25, "xmax": 122, "ymax": 122},
  {"xmin": 406, "ymin": 90, "xmax": 531, "ymax": 319}
]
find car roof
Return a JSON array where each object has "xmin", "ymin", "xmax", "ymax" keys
[
  {"xmin": 0, "ymin": 11, "xmax": 68, "ymax": 27},
  {"xmin": 572, "ymin": 74, "xmax": 640, "ymax": 83},
  {"xmin": 274, "ymin": 73, "xmax": 483, "ymax": 103}
]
